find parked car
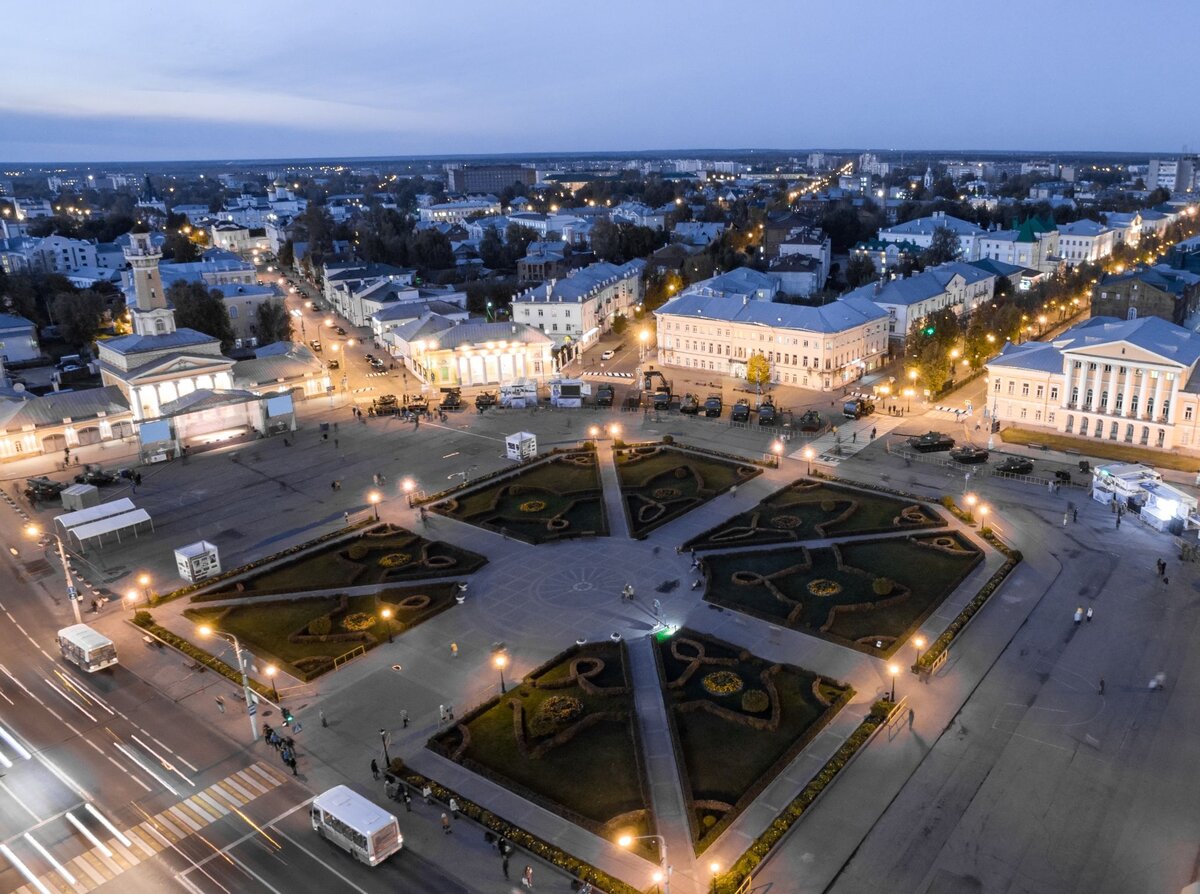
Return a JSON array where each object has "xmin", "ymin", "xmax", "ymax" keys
[
  {"xmin": 949, "ymin": 445, "xmax": 989, "ymax": 464},
  {"xmin": 309, "ymin": 340, "xmax": 322, "ymax": 352},
  {"xmin": 593, "ymin": 385, "xmax": 613, "ymax": 408},
  {"xmin": 364, "ymin": 353, "xmax": 377, "ymax": 363},
  {"xmin": 730, "ymin": 399, "xmax": 750, "ymax": 423},
  {"xmin": 335, "ymin": 326, "xmax": 347, "ymax": 336},
  {"xmin": 600, "ymin": 349, "xmax": 616, "ymax": 361},
  {"xmin": 907, "ymin": 431, "xmax": 955, "ymax": 453},
  {"xmin": 995, "ymin": 456, "xmax": 1034, "ymax": 475},
  {"xmin": 370, "ymin": 360, "xmax": 386, "ymax": 372},
  {"xmin": 679, "ymin": 394, "xmax": 700, "ymax": 415},
  {"xmin": 327, "ymin": 359, "xmax": 340, "ymax": 370},
  {"xmin": 704, "ymin": 394, "xmax": 723, "ymax": 418}
]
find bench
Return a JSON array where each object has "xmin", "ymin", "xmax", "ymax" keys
[
  {"xmin": 1063, "ymin": 448, "xmax": 1081, "ymax": 455},
  {"xmin": 1026, "ymin": 443, "xmax": 1049, "ymax": 451}
]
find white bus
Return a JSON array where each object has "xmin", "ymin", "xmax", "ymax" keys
[
  {"xmin": 57, "ymin": 624, "xmax": 118, "ymax": 672},
  {"xmin": 311, "ymin": 785, "xmax": 402, "ymax": 866}
]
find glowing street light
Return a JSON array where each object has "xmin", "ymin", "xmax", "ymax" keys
[
  {"xmin": 710, "ymin": 862, "xmax": 721, "ymax": 894},
  {"xmin": 379, "ymin": 607, "xmax": 394, "ymax": 644},
  {"xmin": 888, "ymin": 663, "xmax": 900, "ymax": 702},
  {"xmin": 368, "ymin": 490, "xmax": 382, "ymax": 520},
  {"xmin": 265, "ymin": 664, "xmax": 280, "ymax": 702},
  {"xmin": 197, "ymin": 625, "xmax": 258, "ymax": 742},
  {"xmin": 494, "ymin": 651, "xmax": 509, "ymax": 693},
  {"xmin": 125, "ymin": 590, "xmax": 139, "ymax": 615},
  {"xmin": 913, "ymin": 635, "xmax": 926, "ymax": 665},
  {"xmin": 618, "ymin": 834, "xmax": 670, "ymax": 894},
  {"xmin": 25, "ymin": 524, "xmax": 81, "ymax": 624},
  {"xmin": 803, "ymin": 445, "xmax": 815, "ymax": 475}
]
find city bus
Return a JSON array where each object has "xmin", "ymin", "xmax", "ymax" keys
[
  {"xmin": 57, "ymin": 624, "xmax": 118, "ymax": 672},
  {"xmin": 311, "ymin": 785, "xmax": 403, "ymax": 866}
]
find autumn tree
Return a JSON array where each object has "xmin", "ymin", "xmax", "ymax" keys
[{"xmin": 746, "ymin": 351, "xmax": 771, "ymax": 393}]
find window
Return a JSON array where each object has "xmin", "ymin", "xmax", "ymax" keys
[
  {"xmin": 1186, "ymin": 407, "xmax": 1194, "ymax": 421},
  {"xmin": 1050, "ymin": 386, "xmax": 1058, "ymax": 401},
  {"xmin": 1036, "ymin": 385, "xmax": 1044, "ymax": 398},
  {"xmin": 1125, "ymin": 424, "xmax": 1134, "ymax": 443},
  {"xmin": 1109, "ymin": 422, "xmax": 1118, "ymax": 440},
  {"xmin": 1158, "ymin": 430, "xmax": 1166, "ymax": 448},
  {"xmin": 1019, "ymin": 408, "xmax": 1027, "ymax": 419},
  {"xmin": 1021, "ymin": 383, "xmax": 1030, "ymax": 397},
  {"xmin": 1048, "ymin": 412, "xmax": 1055, "ymax": 424},
  {"xmin": 1065, "ymin": 415, "xmax": 1074, "ymax": 433},
  {"xmin": 1007, "ymin": 382, "xmax": 1015, "ymax": 395},
  {"xmin": 1085, "ymin": 388, "xmax": 1093, "ymax": 406},
  {"xmin": 228, "ymin": 306, "xmax": 238, "ymax": 319},
  {"xmin": 994, "ymin": 380, "xmax": 1001, "ymax": 393},
  {"xmin": 1070, "ymin": 387, "xmax": 1078, "ymax": 406},
  {"xmin": 1080, "ymin": 418, "xmax": 1089, "ymax": 436}
]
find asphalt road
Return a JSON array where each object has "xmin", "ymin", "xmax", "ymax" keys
[{"xmin": 0, "ymin": 536, "xmax": 466, "ymax": 894}]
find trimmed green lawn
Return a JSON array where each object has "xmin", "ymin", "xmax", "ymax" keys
[
  {"xmin": 185, "ymin": 583, "xmax": 461, "ymax": 680},
  {"xmin": 198, "ymin": 525, "xmax": 486, "ymax": 600},
  {"xmin": 1000, "ymin": 426, "xmax": 1200, "ymax": 472},
  {"xmin": 657, "ymin": 630, "xmax": 851, "ymax": 851},
  {"xmin": 616, "ymin": 445, "xmax": 761, "ymax": 538},
  {"xmin": 428, "ymin": 643, "xmax": 650, "ymax": 836},
  {"xmin": 433, "ymin": 450, "xmax": 607, "ymax": 543},
  {"xmin": 684, "ymin": 480, "xmax": 943, "ymax": 549},
  {"xmin": 702, "ymin": 534, "xmax": 983, "ymax": 655}
]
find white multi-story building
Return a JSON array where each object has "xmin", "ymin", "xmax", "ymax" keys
[
  {"xmin": 418, "ymin": 198, "xmax": 501, "ymax": 225},
  {"xmin": 506, "ymin": 211, "xmax": 587, "ymax": 241},
  {"xmin": 653, "ymin": 290, "xmax": 889, "ymax": 391},
  {"xmin": 30, "ymin": 234, "xmax": 98, "ymax": 274},
  {"xmin": 976, "ymin": 217, "xmax": 1060, "ymax": 272},
  {"xmin": 1057, "ymin": 219, "xmax": 1116, "ymax": 266},
  {"xmin": 680, "ymin": 268, "xmax": 781, "ymax": 303},
  {"xmin": 986, "ymin": 315, "xmax": 1200, "ymax": 452},
  {"xmin": 777, "ymin": 229, "xmax": 832, "ymax": 286},
  {"xmin": 842, "ymin": 262, "xmax": 996, "ymax": 343},
  {"xmin": 322, "ymin": 263, "xmax": 417, "ymax": 327},
  {"xmin": 510, "ymin": 260, "xmax": 645, "ymax": 346},
  {"xmin": 877, "ymin": 211, "xmax": 986, "ymax": 261},
  {"xmin": 611, "ymin": 202, "xmax": 669, "ymax": 231}
]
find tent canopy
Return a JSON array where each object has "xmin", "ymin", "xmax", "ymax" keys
[
  {"xmin": 68, "ymin": 509, "xmax": 154, "ymax": 547},
  {"xmin": 55, "ymin": 498, "xmax": 136, "ymax": 533}
]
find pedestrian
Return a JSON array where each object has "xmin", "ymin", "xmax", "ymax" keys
[
  {"xmin": 522, "ymin": 865, "xmax": 533, "ymax": 888},
  {"xmin": 331, "ymin": 481, "xmax": 338, "ymax": 492},
  {"xmin": 1163, "ymin": 576, "xmax": 1169, "ymax": 586},
  {"xmin": 1116, "ymin": 515, "xmax": 1121, "ymax": 529},
  {"xmin": 215, "ymin": 696, "xmax": 225, "ymax": 713},
  {"xmin": 441, "ymin": 812, "xmax": 452, "ymax": 834},
  {"xmin": 319, "ymin": 709, "xmax": 327, "ymax": 728},
  {"xmin": 333, "ymin": 421, "xmax": 339, "ymax": 433},
  {"xmin": 1098, "ymin": 678, "xmax": 1105, "ymax": 695},
  {"xmin": 1073, "ymin": 607, "xmax": 1083, "ymax": 625},
  {"xmin": 1073, "ymin": 508, "xmax": 1078, "ymax": 523},
  {"xmin": 502, "ymin": 852, "xmax": 510, "ymax": 878},
  {"xmin": 423, "ymin": 784, "xmax": 433, "ymax": 805},
  {"xmin": 871, "ymin": 426, "xmax": 877, "ymax": 440},
  {"xmin": 439, "ymin": 704, "xmax": 447, "ymax": 723},
  {"xmin": 400, "ymin": 709, "xmax": 409, "ymax": 728},
  {"xmin": 288, "ymin": 756, "xmax": 298, "ymax": 776},
  {"xmin": 450, "ymin": 642, "xmax": 458, "ymax": 659},
  {"xmin": 1086, "ymin": 606, "xmax": 1093, "ymax": 622},
  {"xmin": 449, "ymin": 797, "xmax": 460, "ymax": 819},
  {"xmin": 334, "ymin": 438, "xmax": 339, "ymax": 448},
  {"xmin": 344, "ymin": 511, "xmax": 350, "ymax": 526},
  {"xmin": 1062, "ymin": 512, "xmax": 1068, "ymax": 527},
  {"xmin": 852, "ymin": 431, "xmax": 857, "ymax": 443},
  {"xmin": 907, "ymin": 708, "xmax": 914, "ymax": 728},
  {"xmin": 402, "ymin": 789, "xmax": 411, "ymax": 812},
  {"xmin": 371, "ymin": 759, "xmax": 379, "ymax": 780}
]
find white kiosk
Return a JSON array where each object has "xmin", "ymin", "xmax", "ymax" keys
[
  {"xmin": 175, "ymin": 541, "xmax": 221, "ymax": 583},
  {"xmin": 505, "ymin": 432, "xmax": 538, "ymax": 462}
]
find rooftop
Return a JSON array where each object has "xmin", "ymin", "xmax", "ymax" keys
[{"xmin": 655, "ymin": 291, "xmax": 887, "ymax": 334}]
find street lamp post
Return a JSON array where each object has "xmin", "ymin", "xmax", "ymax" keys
[
  {"xmin": 771, "ymin": 440, "xmax": 784, "ymax": 467},
  {"xmin": 380, "ymin": 728, "xmax": 391, "ymax": 767},
  {"xmin": 710, "ymin": 862, "xmax": 721, "ymax": 894},
  {"xmin": 380, "ymin": 607, "xmax": 394, "ymax": 644},
  {"xmin": 803, "ymin": 446, "xmax": 815, "ymax": 476},
  {"xmin": 198, "ymin": 625, "xmax": 258, "ymax": 743},
  {"xmin": 618, "ymin": 834, "xmax": 670, "ymax": 894},
  {"xmin": 125, "ymin": 590, "xmax": 138, "ymax": 615},
  {"xmin": 26, "ymin": 525, "xmax": 81, "ymax": 624},
  {"xmin": 888, "ymin": 663, "xmax": 899, "ymax": 702},
  {"xmin": 913, "ymin": 636, "xmax": 926, "ymax": 666},
  {"xmin": 265, "ymin": 665, "xmax": 280, "ymax": 702},
  {"xmin": 368, "ymin": 490, "xmax": 381, "ymax": 520},
  {"xmin": 494, "ymin": 652, "xmax": 508, "ymax": 694},
  {"xmin": 138, "ymin": 573, "xmax": 152, "ymax": 604}
]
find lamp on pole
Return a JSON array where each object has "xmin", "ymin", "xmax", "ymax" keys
[
  {"xmin": 265, "ymin": 664, "xmax": 280, "ymax": 702},
  {"xmin": 913, "ymin": 635, "xmax": 926, "ymax": 666},
  {"xmin": 198, "ymin": 625, "xmax": 258, "ymax": 743},
  {"xmin": 125, "ymin": 590, "xmax": 139, "ymax": 615},
  {"xmin": 888, "ymin": 663, "xmax": 899, "ymax": 702},
  {"xmin": 710, "ymin": 862, "xmax": 721, "ymax": 894},
  {"xmin": 380, "ymin": 606, "xmax": 394, "ymax": 643},
  {"xmin": 380, "ymin": 728, "xmax": 391, "ymax": 767},
  {"xmin": 618, "ymin": 834, "xmax": 670, "ymax": 894},
  {"xmin": 138, "ymin": 573, "xmax": 152, "ymax": 603},
  {"xmin": 368, "ymin": 490, "xmax": 381, "ymax": 520},
  {"xmin": 25, "ymin": 524, "xmax": 81, "ymax": 624},
  {"xmin": 494, "ymin": 651, "xmax": 509, "ymax": 694},
  {"xmin": 803, "ymin": 445, "xmax": 815, "ymax": 476},
  {"xmin": 770, "ymin": 440, "xmax": 784, "ymax": 467}
]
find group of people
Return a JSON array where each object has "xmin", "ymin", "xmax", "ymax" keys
[{"xmin": 262, "ymin": 724, "xmax": 298, "ymax": 774}]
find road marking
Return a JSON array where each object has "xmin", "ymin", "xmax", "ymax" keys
[
  {"xmin": 42, "ymin": 677, "xmax": 97, "ymax": 722},
  {"xmin": 83, "ymin": 802, "xmax": 132, "ymax": 848},
  {"xmin": 276, "ymin": 828, "xmax": 375, "ymax": 894},
  {"xmin": 168, "ymin": 805, "xmax": 205, "ymax": 832},
  {"xmin": 0, "ymin": 722, "xmax": 30, "ymax": 759},
  {"xmin": 182, "ymin": 799, "xmax": 311, "ymax": 874},
  {"xmin": 1, "ymin": 842, "xmax": 55, "ymax": 894},
  {"xmin": 0, "ymin": 779, "xmax": 42, "ymax": 822},
  {"xmin": 22, "ymin": 831, "xmax": 76, "ymax": 886},
  {"xmin": 131, "ymin": 734, "xmax": 195, "ymax": 788},
  {"xmin": 105, "ymin": 754, "xmax": 152, "ymax": 791},
  {"xmin": 114, "ymin": 742, "xmax": 178, "ymax": 796}
]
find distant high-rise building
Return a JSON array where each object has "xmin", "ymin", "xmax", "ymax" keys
[
  {"xmin": 1147, "ymin": 156, "xmax": 1199, "ymax": 195},
  {"xmin": 446, "ymin": 164, "xmax": 536, "ymax": 194}
]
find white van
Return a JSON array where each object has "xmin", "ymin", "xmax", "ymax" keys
[
  {"xmin": 57, "ymin": 624, "xmax": 118, "ymax": 672},
  {"xmin": 311, "ymin": 786, "xmax": 402, "ymax": 865}
]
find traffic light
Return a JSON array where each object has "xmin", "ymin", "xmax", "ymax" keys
[
  {"xmin": 922, "ymin": 324, "xmax": 936, "ymax": 337},
  {"xmin": 282, "ymin": 707, "xmax": 294, "ymax": 727}
]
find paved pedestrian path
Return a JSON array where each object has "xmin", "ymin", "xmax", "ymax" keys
[
  {"xmin": 596, "ymin": 441, "xmax": 632, "ymax": 539},
  {"xmin": 792, "ymin": 413, "xmax": 907, "ymax": 465}
]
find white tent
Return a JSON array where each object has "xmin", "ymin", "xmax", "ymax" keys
[
  {"xmin": 68, "ymin": 509, "xmax": 154, "ymax": 548},
  {"xmin": 55, "ymin": 498, "xmax": 136, "ymax": 534}
]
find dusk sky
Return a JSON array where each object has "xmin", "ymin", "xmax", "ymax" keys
[{"xmin": 3, "ymin": 0, "xmax": 1197, "ymax": 163}]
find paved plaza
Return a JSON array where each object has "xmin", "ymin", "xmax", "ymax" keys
[{"xmin": 7, "ymin": 399, "xmax": 1200, "ymax": 894}]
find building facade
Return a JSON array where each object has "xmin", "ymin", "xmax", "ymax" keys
[
  {"xmin": 653, "ymin": 292, "xmax": 889, "ymax": 391},
  {"xmin": 877, "ymin": 211, "xmax": 986, "ymax": 261},
  {"xmin": 986, "ymin": 316, "xmax": 1200, "ymax": 452},
  {"xmin": 510, "ymin": 260, "xmax": 645, "ymax": 346},
  {"xmin": 1057, "ymin": 219, "xmax": 1115, "ymax": 266},
  {"xmin": 447, "ymin": 165, "xmax": 536, "ymax": 194},
  {"xmin": 1091, "ymin": 267, "xmax": 1200, "ymax": 326},
  {"xmin": 401, "ymin": 321, "xmax": 554, "ymax": 388}
]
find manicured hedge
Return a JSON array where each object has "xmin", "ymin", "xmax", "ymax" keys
[
  {"xmin": 389, "ymin": 764, "xmax": 639, "ymax": 894},
  {"xmin": 132, "ymin": 611, "xmax": 274, "ymax": 699}
]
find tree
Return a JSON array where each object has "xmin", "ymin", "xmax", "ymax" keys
[
  {"xmin": 167, "ymin": 281, "xmax": 235, "ymax": 352},
  {"xmin": 590, "ymin": 218, "xmax": 620, "ymax": 262},
  {"xmin": 845, "ymin": 254, "xmax": 877, "ymax": 289},
  {"xmin": 254, "ymin": 300, "xmax": 292, "ymax": 346},
  {"xmin": 921, "ymin": 226, "xmax": 961, "ymax": 266},
  {"xmin": 161, "ymin": 230, "xmax": 199, "ymax": 262},
  {"xmin": 479, "ymin": 227, "xmax": 506, "ymax": 269},
  {"xmin": 610, "ymin": 313, "xmax": 628, "ymax": 335},
  {"xmin": 917, "ymin": 340, "xmax": 951, "ymax": 394},
  {"xmin": 746, "ymin": 352, "xmax": 771, "ymax": 393},
  {"xmin": 279, "ymin": 239, "xmax": 294, "ymax": 269},
  {"xmin": 52, "ymin": 290, "xmax": 107, "ymax": 347}
]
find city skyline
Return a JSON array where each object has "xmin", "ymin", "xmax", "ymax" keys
[{"xmin": 3, "ymin": 0, "xmax": 1198, "ymax": 163}]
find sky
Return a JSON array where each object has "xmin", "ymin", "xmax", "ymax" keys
[{"xmin": 2, "ymin": 0, "xmax": 1198, "ymax": 163}]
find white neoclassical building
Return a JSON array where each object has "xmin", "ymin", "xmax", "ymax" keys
[{"xmin": 986, "ymin": 315, "xmax": 1200, "ymax": 452}]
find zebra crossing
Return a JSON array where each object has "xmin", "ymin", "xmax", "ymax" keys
[
  {"xmin": 9, "ymin": 762, "xmax": 289, "ymax": 894},
  {"xmin": 580, "ymin": 371, "xmax": 636, "ymax": 379}
]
